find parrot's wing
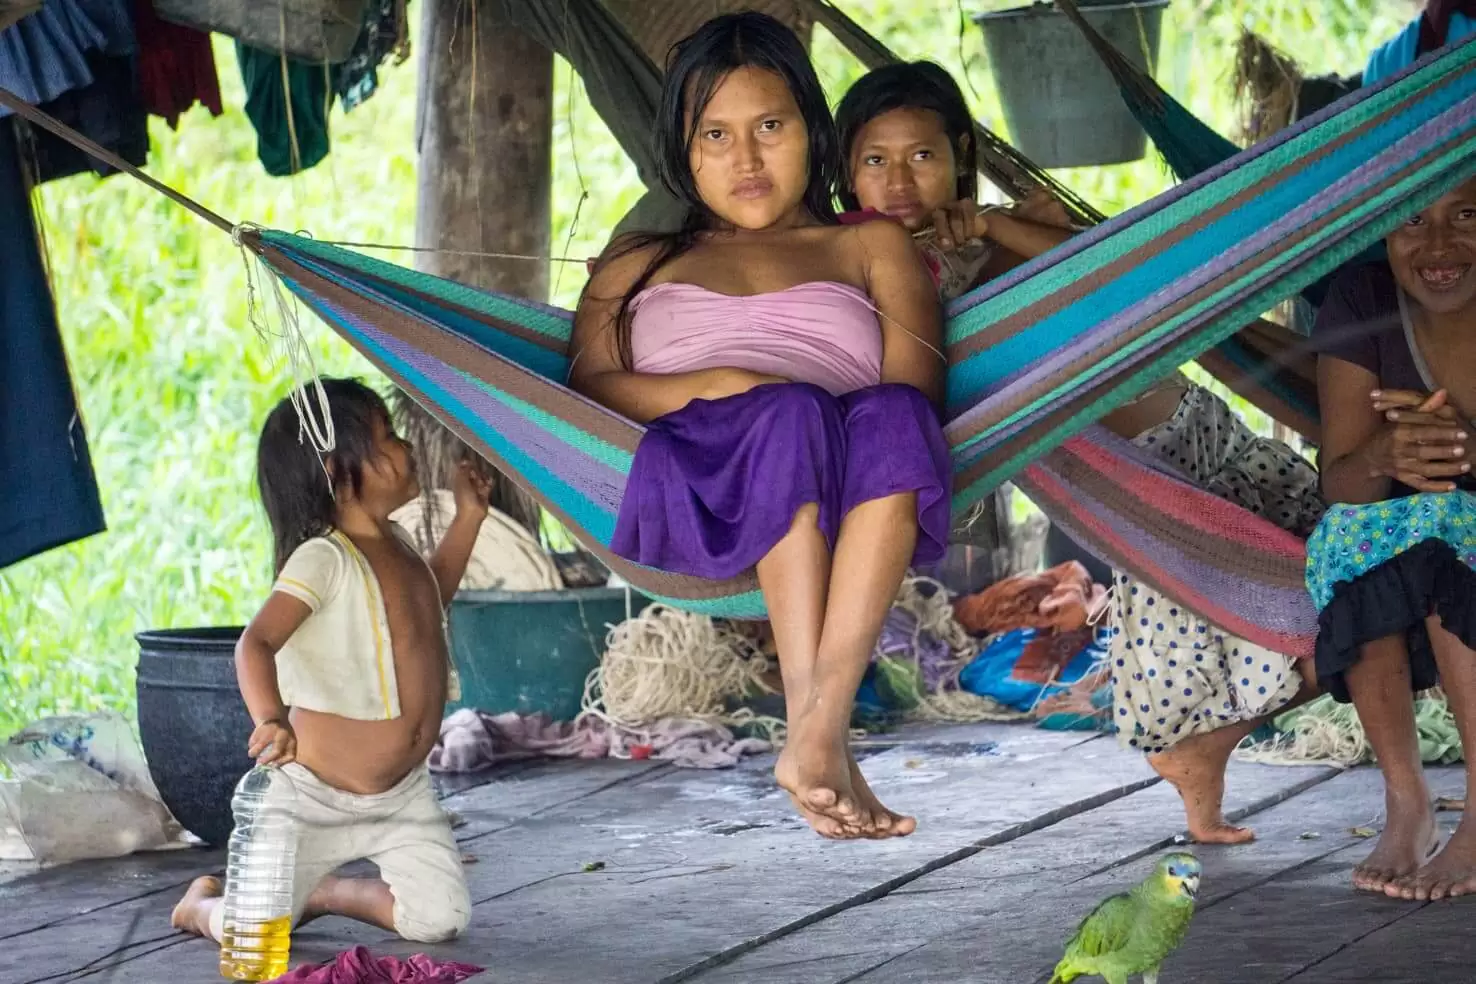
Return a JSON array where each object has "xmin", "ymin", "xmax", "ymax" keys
[{"xmin": 1063, "ymin": 893, "xmax": 1137, "ymax": 960}]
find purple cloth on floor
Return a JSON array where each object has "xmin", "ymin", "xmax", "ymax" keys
[
  {"xmin": 268, "ymin": 947, "xmax": 481, "ymax": 984},
  {"xmin": 875, "ymin": 606, "xmax": 954, "ymax": 690},
  {"xmin": 612, "ymin": 382, "xmax": 950, "ymax": 580}
]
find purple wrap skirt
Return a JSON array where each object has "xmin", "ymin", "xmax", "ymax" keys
[{"xmin": 611, "ymin": 382, "xmax": 952, "ymax": 580}]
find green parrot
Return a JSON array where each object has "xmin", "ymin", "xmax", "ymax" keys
[{"xmin": 1048, "ymin": 852, "xmax": 1202, "ymax": 984}]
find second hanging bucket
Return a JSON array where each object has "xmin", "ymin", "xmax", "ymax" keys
[{"xmin": 974, "ymin": 0, "xmax": 1170, "ymax": 169}]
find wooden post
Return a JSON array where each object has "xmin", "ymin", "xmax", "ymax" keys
[
  {"xmin": 410, "ymin": 0, "xmax": 552, "ymax": 534},
  {"xmin": 416, "ymin": 0, "xmax": 553, "ymax": 298}
]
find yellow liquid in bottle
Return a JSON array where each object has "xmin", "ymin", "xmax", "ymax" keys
[{"xmin": 219, "ymin": 914, "xmax": 292, "ymax": 981}]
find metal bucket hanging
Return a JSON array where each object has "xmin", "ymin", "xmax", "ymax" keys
[
  {"xmin": 0, "ymin": 1, "xmax": 42, "ymax": 32},
  {"xmin": 151, "ymin": 0, "xmax": 370, "ymax": 63},
  {"xmin": 974, "ymin": 0, "xmax": 1170, "ymax": 169}
]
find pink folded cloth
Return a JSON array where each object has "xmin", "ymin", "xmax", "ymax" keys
[{"xmin": 269, "ymin": 946, "xmax": 482, "ymax": 984}]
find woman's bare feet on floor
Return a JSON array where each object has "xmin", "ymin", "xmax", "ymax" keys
[
  {"xmin": 847, "ymin": 750, "xmax": 915, "ymax": 839},
  {"xmin": 775, "ymin": 719, "xmax": 868, "ymax": 839},
  {"xmin": 1391, "ymin": 820, "xmax": 1476, "ymax": 900},
  {"xmin": 1148, "ymin": 733, "xmax": 1254, "ymax": 845},
  {"xmin": 170, "ymin": 876, "xmax": 222, "ymax": 937},
  {"xmin": 1353, "ymin": 792, "xmax": 1437, "ymax": 894}
]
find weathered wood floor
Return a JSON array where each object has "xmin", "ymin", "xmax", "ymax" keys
[{"xmin": 0, "ymin": 722, "xmax": 1468, "ymax": 984}]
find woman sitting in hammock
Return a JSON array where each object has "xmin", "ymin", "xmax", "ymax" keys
[
  {"xmin": 833, "ymin": 61, "xmax": 1324, "ymax": 845},
  {"xmin": 1311, "ymin": 176, "xmax": 1476, "ymax": 898},
  {"xmin": 569, "ymin": 12, "xmax": 947, "ymax": 840}
]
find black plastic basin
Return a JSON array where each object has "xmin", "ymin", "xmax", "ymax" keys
[{"xmin": 135, "ymin": 626, "xmax": 251, "ymax": 846}]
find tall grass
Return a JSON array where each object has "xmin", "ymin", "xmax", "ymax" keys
[{"xmin": 0, "ymin": 1, "xmax": 1414, "ymax": 737}]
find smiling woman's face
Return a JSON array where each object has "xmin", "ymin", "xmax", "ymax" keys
[
  {"xmin": 687, "ymin": 66, "xmax": 811, "ymax": 231},
  {"xmin": 1387, "ymin": 177, "xmax": 1476, "ymax": 316},
  {"xmin": 847, "ymin": 106, "xmax": 959, "ymax": 231}
]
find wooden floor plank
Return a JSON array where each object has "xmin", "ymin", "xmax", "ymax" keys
[
  {"xmin": 688, "ymin": 759, "xmax": 1336, "ymax": 984},
  {"xmin": 810, "ymin": 767, "xmax": 1459, "ymax": 984},
  {"xmin": 1282, "ymin": 892, "xmax": 1476, "ymax": 984},
  {"xmin": 1167, "ymin": 769, "xmax": 1466, "ymax": 984},
  {"xmin": 0, "ymin": 759, "xmax": 660, "ymax": 981},
  {"xmin": 23, "ymin": 728, "xmax": 1155, "ymax": 984}
]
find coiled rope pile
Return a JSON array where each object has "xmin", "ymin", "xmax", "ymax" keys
[{"xmin": 579, "ymin": 576, "xmax": 1023, "ymax": 745}]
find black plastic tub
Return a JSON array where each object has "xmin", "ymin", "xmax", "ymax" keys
[{"xmin": 135, "ymin": 626, "xmax": 251, "ymax": 846}]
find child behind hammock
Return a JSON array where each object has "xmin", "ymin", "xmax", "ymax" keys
[{"xmin": 172, "ymin": 377, "xmax": 490, "ymax": 944}]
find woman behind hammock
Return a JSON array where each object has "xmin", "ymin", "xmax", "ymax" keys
[
  {"xmin": 833, "ymin": 61, "xmax": 1324, "ymax": 845},
  {"xmin": 569, "ymin": 12, "xmax": 947, "ymax": 840}
]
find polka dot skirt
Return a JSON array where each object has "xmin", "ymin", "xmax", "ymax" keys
[{"xmin": 1109, "ymin": 385, "xmax": 1321, "ymax": 753}]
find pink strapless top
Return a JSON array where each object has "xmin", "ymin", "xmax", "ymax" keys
[{"xmin": 629, "ymin": 281, "xmax": 883, "ymax": 397}]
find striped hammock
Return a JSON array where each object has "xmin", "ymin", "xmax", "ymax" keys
[{"xmin": 233, "ymin": 33, "xmax": 1476, "ymax": 658}]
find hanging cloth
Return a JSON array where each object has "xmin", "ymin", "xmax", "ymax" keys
[
  {"xmin": 0, "ymin": 123, "xmax": 106, "ymax": 568},
  {"xmin": 336, "ymin": 0, "xmax": 409, "ymax": 112},
  {"xmin": 131, "ymin": 0, "xmax": 222, "ymax": 129},
  {"xmin": 0, "ymin": 0, "xmax": 148, "ymax": 183},
  {"xmin": 236, "ymin": 41, "xmax": 339, "ymax": 177},
  {"xmin": 0, "ymin": 0, "xmax": 134, "ymax": 114}
]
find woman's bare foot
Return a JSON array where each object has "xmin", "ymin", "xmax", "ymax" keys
[
  {"xmin": 170, "ymin": 876, "xmax": 223, "ymax": 938},
  {"xmin": 847, "ymin": 750, "xmax": 915, "ymax": 839},
  {"xmin": 1390, "ymin": 819, "xmax": 1476, "ymax": 900},
  {"xmin": 1353, "ymin": 791, "xmax": 1438, "ymax": 894},
  {"xmin": 775, "ymin": 713, "xmax": 868, "ymax": 839},
  {"xmin": 1148, "ymin": 731, "xmax": 1255, "ymax": 845}
]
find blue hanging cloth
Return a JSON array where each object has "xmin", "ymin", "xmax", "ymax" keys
[{"xmin": 0, "ymin": 123, "xmax": 106, "ymax": 569}]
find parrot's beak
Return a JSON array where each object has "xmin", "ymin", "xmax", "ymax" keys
[{"xmin": 1180, "ymin": 873, "xmax": 1201, "ymax": 900}]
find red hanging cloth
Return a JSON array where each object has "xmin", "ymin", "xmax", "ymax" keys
[{"xmin": 131, "ymin": 0, "xmax": 223, "ymax": 129}]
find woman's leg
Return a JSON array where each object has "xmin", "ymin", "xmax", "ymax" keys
[
  {"xmin": 1148, "ymin": 666, "xmax": 1317, "ymax": 846},
  {"xmin": 759, "ymin": 503, "xmax": 862, "ymax": 839},
  {"xmin": 1342, "ymin": 634, "xmax": 1436, "ymax": 894},
  {"xmin": 1394, "ymin": 616, "xmax": 1476, "ymax": 900},
  {"xmin": 779, "ymin": 491, "xmax": 921, "ymax": 839}
]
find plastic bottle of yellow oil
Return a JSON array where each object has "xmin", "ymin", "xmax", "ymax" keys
[{"xmin": 218, "ymin": 766, "xmax": 298, "ymax": 981}]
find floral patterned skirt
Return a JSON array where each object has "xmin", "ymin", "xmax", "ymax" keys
[{"xmin": 1307, "ymin": 492, "xmax": 1476, "ymax": 703}]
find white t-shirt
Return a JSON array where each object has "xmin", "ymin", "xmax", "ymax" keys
[{"xmin": 272, "ymin": 528, "xmax": 461, "ymax": 721}]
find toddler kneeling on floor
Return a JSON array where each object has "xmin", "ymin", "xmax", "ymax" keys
[{"xmin": 172, "ymin": 378, "xmax": 491, "ymax": 944}]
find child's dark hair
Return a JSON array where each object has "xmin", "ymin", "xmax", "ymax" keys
[
  {"xmin": 833, "ymin": 61, "xmax": 978, "ymax": 212},
  {"xmin": 590, "ymin": 11, "xmax": 841, "ymax": 368},
  {"xmin": 256, "ymin": 377, "xmax": 392, "ymax": 573}
]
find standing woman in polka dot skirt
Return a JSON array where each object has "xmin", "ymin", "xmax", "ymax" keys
[{"xmin": 1100, "ymin": 381, "xmax": 1324, "ymax": 845}]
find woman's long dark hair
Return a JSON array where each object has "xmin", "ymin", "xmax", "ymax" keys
[
  {"xmin": 590, "ymin": 11, "xmax": 841, "ymax": 368},
  {"xmin": 833, "ymin": 61, "xmax": 978, "ymax": 213},
  {"xmin": 256, "ymin": 377, "xmax": 393, "ymax": 573}
]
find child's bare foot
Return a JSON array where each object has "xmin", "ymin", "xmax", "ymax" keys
[
  {"xmin": 1391, "ymin": 819, "xmax": 1476, "ymax": 900},
  {"xmin": 1148, "ymin": 733, "xmax": 1254, "ymax": 845},
  {"xmin": 775, "ymin": 715, "xmax": 868, "ymax": 839},
  {"xmin": 171, "ymin": 876, "xmax": 223, "ymax": 937},
  {"xmin": 1353, "ymin": 791, "xmax": 1437, "ymax": 894},
  {"xmin": 847, "ymin": 750, "xmax": 915, "ymax": 839}
]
